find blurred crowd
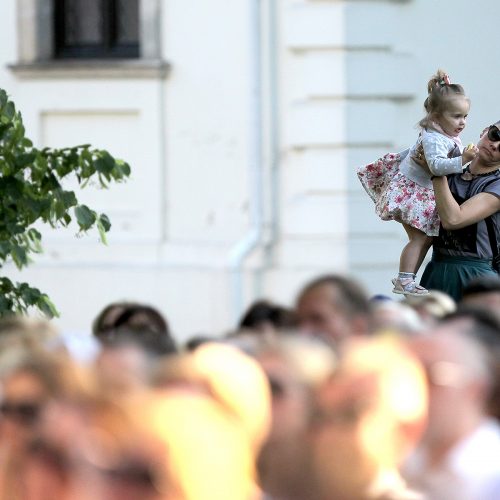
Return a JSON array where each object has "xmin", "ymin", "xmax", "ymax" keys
[{"xmin": 0, "ymin": 274, "xmax": 499, "ymax": 499}]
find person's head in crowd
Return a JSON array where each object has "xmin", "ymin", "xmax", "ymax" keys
[
  {"xmin": 94, "ymin": 338, "xmax": 152, "ymax": 396},
  {"xmin": 296, "ymin": 274, "xmax": 371, "ymax": 344},
  {"xmin": 0, "ymin": 316, "xmax": 99, "ymax": 365},
  {"xmin": 125, "ymin": 344, "xmax": 272, "ymax": 499},
  {"xmin": 69, "ymin": 389, "xmax": 261, "ymax": 500},
  {"xmin": 238, "ymin": 299, "xmax": 297, "ymax": 335},
  {"xmin": 441, "ymin": 304, "xmax": 500, "ymax": 347},
  {"xmin": 0, "ymin": 349, "xmax": 74, "ymax": 451},
  {"xmin": 92, "ymin": 301, "xmax": 177, "ymax": 356},
  {"xmin": 0, "ymin": 316, "xmax": 59, "ymax": 354},
  {"xmin": 0, "ymin": 348, "xmax": 95, "ymax": 500},
  {"xmin": 404, "ymin": 290, "xmax": 456, "ymax": 327},
  {"xmin": 439, "ymin": 305, "xmax": 500, "ymax": 422},
  {"xmin": 25, "ymin": 386, "xmax": 163, "ymax": 500},
  {"xmin": 368, "ymin": 296, "xmax": 424, "ymax": 335},
  {"xmin": 404, "ymin": 325, "xmax": 498, "ymax": 500},
  {"xmin": 409, "ymin": 328, "xmax": 492, "ymax": 443},
  {"xmin": 153, "ymin": 343, "xmax": 271, "ymax": 455},
  {"xmin": 461, "ymin": 275, "xmax": 500, "ymax": 314},
  {"xmin": 191, "ymin": 343, "xmax": 272, "ymax": 453},
  {"xmin": 309, "ymin": 336, "xmax": 427, "ymax": 500},
  {"xmin": 21, "ymin": 358, "xmax": 99, "ymax": 500},
  {"xmin": 255, "ymin": 335, "xmax": 337, "ymax": 500},
  {"xmin": 224, "ymin": 330, "xmax": 264, "ymax": 357}
]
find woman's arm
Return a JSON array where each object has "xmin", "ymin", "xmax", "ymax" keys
[{"xmin": 432, "ymin": 176, "xmax": 500, "ymax": 229}]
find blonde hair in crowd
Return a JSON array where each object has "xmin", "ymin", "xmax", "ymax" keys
[{"xmin": 419, "ymin": 69, "xmax": 468, "ymax": 129}]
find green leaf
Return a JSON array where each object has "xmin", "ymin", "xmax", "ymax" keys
[
  {"xmin": 96, "ymin": 214, "xmax": 111, "ymax": 245},
  {"xmin": 37, "ymin": 294, "xmax": 59, "ymax": 318},
  {"xmin": 41, "ymin": 172, "xmax": 61, "ymax": 191},
  {"xmin": 0, "ymin": 295, "xmax": 13, "ymax": 315},
  {"xmin": 74, "ymin": 204, "xmax": 96, "ymax": 230},
  {"xmin": 121, "ymin": 162, "xmax": 131, "ymax": 176},
  {"xmin": 11, "ymin": 244, "xmax": 28, "ymax": 269},
  {"xmin": 62, "ymin": 213, "xmax": 72, "ymax": 226},
  {"xmin": 3, "ymin": 101, "xmax": 15, "ymax": 121},
  {"xmin": 6, "ymin": 223, "xmax": 25, "ymax": 236},
  {"xmin": 15, "ymin": 152, "xmax": 36, "ymax": 169},
  {"xmin": 53, "ymin": 200, "xmax": 66, "ymax": 220},
  {"xmin": 27, "ymin": 228, "xmax": 42, "ymax": 242},
  {"xmin": 99, "ymin": 213, "xmax": 111, "ymax": 232},
  {"xmin": 0, "ymin": 242, "xmax": 11, "ymax": 260},
  {"xmin": 12, "ymin": 119, "xmax": 25, "ymax": 145},
  {"xmin": 0, "ymin": 89, "xmax": 7, "ymax": 107},
  {"xmin": 98, "ymin": 173, "xmax": 109, "ymax": 188},
  {"xmin": 94, "ymin": 152, "xmax": 115, "ymax": 175},
  {"xmin": 0, "ymin": 123, "xmax": 12, "ymax": 140},
  {"xmin": 60, "ymin": 191, "xmax": 77, "ymax": 208},
  {"xmin": 19, "ymin": 282, "xmax": 41, "ymax": 305},
  {"xmin": 0, "ymin": 277, "xmax": 14, "ymax": 292},
  {"xmin": 26, "ymin": 228, "xmax": 42, "ymax": 252},
  {"xmin": 113, "ymin": 159, "xmax": 131, "ymax": 179},
  {"xmin": 81, "ymin": 148, "xmax": 93, "ymax": 163}
]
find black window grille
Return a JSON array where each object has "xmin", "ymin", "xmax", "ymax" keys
[{"xmin": 54, "ymin": 0, "xmax": 139, "ymax": 59}]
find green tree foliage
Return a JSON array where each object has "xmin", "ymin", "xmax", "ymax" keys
[{"xmin": 0, "ymin": 89, "xmax": 131, "ymax": 317}]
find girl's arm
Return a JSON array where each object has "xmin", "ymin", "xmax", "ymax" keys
[
  {"xmin": 421, "ymin": 133, "xmax": 463, "ymax": 176},
  {"xmin": 432, "ymin": 176, "xmax": 500, "ymax": 229}
]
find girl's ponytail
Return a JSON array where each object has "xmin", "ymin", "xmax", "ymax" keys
[{"xmin": 426, "ymin": 69, "xmax": 451, "ymax": 94}]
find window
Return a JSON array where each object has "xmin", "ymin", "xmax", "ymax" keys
[
  {"xmin": 54, "ymin": 0, "xmax": 139, "ymax": 59},
  {"xmin": 13, "ymin": 0, "xmax": 166, "ymax": 78}
]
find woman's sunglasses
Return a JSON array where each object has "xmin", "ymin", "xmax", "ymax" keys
[{"xmin": 487, "ymin": 125, "xmax": 500, "ymax": 148}]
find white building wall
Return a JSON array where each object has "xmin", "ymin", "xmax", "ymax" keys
[
  {"xmin": 268, "ymin": 0, "xmax": 499, "ymax": 304},
  {"xmin": 266, "ymin": 0, "xmax": 416, "ymax": 303},
  {"xmin": 1, "ymin": 0, "xmax": 255, "ymax": 340},
  {"xmin": 0, "ymin": 0, "xmax": 498, "ymax": 342}
]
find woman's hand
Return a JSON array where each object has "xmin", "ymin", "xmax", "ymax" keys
[{"xmin": 411, "ymin": 143, "xmax": 432, "ymax": 175}]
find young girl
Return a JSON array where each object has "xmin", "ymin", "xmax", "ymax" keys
[{"xmin": 357, "ymin": 70, "xmax": 478, "ymax": 296}]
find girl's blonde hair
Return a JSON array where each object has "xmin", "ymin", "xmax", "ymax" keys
[{"xmin": 419, "ymin": 69, "xmax": 467, "ymax": 129}]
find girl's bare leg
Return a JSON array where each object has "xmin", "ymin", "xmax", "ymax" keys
[{"xmin": 399, "ymin": 223, "xmax": 433, "ymax": 274}]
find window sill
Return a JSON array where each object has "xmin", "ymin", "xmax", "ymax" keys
[{"xmin": 8, "ymin": 59, "xmax": 171, "ymax": 80}]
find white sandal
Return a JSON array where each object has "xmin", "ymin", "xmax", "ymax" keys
[{"xmin": 392, "ymin": 277, "xmax": 429, "ymax": 296}]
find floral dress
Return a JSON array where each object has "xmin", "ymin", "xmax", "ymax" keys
[{"xmin": 357, "ymin": 129, "xmax": 463, "ymax": 237}]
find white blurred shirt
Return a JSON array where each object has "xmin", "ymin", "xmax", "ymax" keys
[{"xmin": 403, "ymin": 418, "xmax": 500, "ymax": 500}]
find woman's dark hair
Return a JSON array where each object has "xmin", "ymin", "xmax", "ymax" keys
[
  {"xmin": 184, "ymin": 335, "xmax": 218, "ymax": 352},
  {"xmin": 92, "ymin": 302, "xmax": 177, "ymax": 355},
  {"xmin": 462, "ymin": 275, "xmax": 500, "ymax": 297},
  {"xmin": 238, "ymin": 300, "xmax": 297, "ymax": 332}
]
